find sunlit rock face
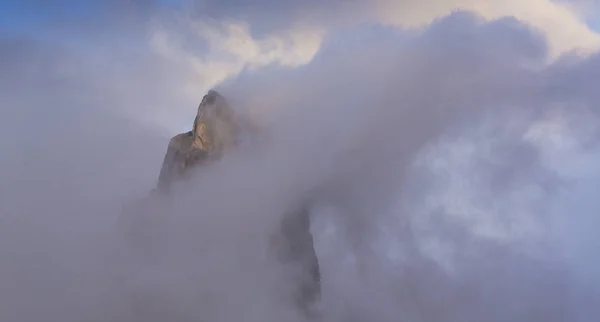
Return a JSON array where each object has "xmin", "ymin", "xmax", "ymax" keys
[{"xmin": 157, "ymin": 90, "xmax": 240, "ymax": 189}]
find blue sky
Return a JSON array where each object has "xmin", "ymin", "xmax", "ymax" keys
[
  {"xmin": 0, "ymin": 1, "xmax": 100, "ymax": 28},
  {"xmin": 589, "ymin": 17, "xmax": 600, "ymax": 31}
]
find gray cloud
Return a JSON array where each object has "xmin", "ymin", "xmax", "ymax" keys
[{"xmin": 1, "ymin": 6, "xmax": 600, "ymax": 322}]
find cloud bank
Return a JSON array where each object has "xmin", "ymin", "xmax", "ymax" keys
[{"xmin": 1, "ymin": 1, "xmax": 600, "ymax": 321}]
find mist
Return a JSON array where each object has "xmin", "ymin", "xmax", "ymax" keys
[{"xmin": 1, "ymin": 3, "xmax": 600, "ymax": 322}]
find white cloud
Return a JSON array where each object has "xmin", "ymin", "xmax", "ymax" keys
[
  {"xmin": 148, "ymin": 0, "xmax": 600, "ymax": 103},
  {"xmin": 3, "ymin": 3, "xmax": 600, "ymax": 321},
  {"xmin": 150, "ymin": 15, "xmax": 324, "ymax": 98},
  {"xmin": 371, "ymin": 0, "xmax": 600, "ymax": 57}
]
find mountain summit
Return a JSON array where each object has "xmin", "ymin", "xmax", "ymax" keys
[
  {"xmin": 157, "ymin": 90, "xmax": 240, "ymax": 189},
  {"xmin": 147, "ymin": 90, "xmax": 321, "ymax": 317}
]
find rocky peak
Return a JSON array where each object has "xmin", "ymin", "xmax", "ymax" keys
[
  {"xmin": 150, "ymin": 90, "xmax": 321, "ymax": 318},
  {"xmin": 157, "ymin": 90, "xmax": 240, "ymax": 189},
  {"xmin": 191, "ymin": 90, "xmax": 239, "ymax": 154}
]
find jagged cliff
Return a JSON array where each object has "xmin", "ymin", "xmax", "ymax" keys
[{"xmin": 125, "ymin": 90, "xmax": 321, "ymax": 318}]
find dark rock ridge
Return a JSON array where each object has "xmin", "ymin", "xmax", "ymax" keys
[{"xmin": 140, "ymin": 90, "xmax": 321, "ymax": 317}]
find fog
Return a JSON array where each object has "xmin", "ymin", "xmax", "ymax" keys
[{"xmin": 1, "ymin": 4, "xmax": 600, "ymax": 322}]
